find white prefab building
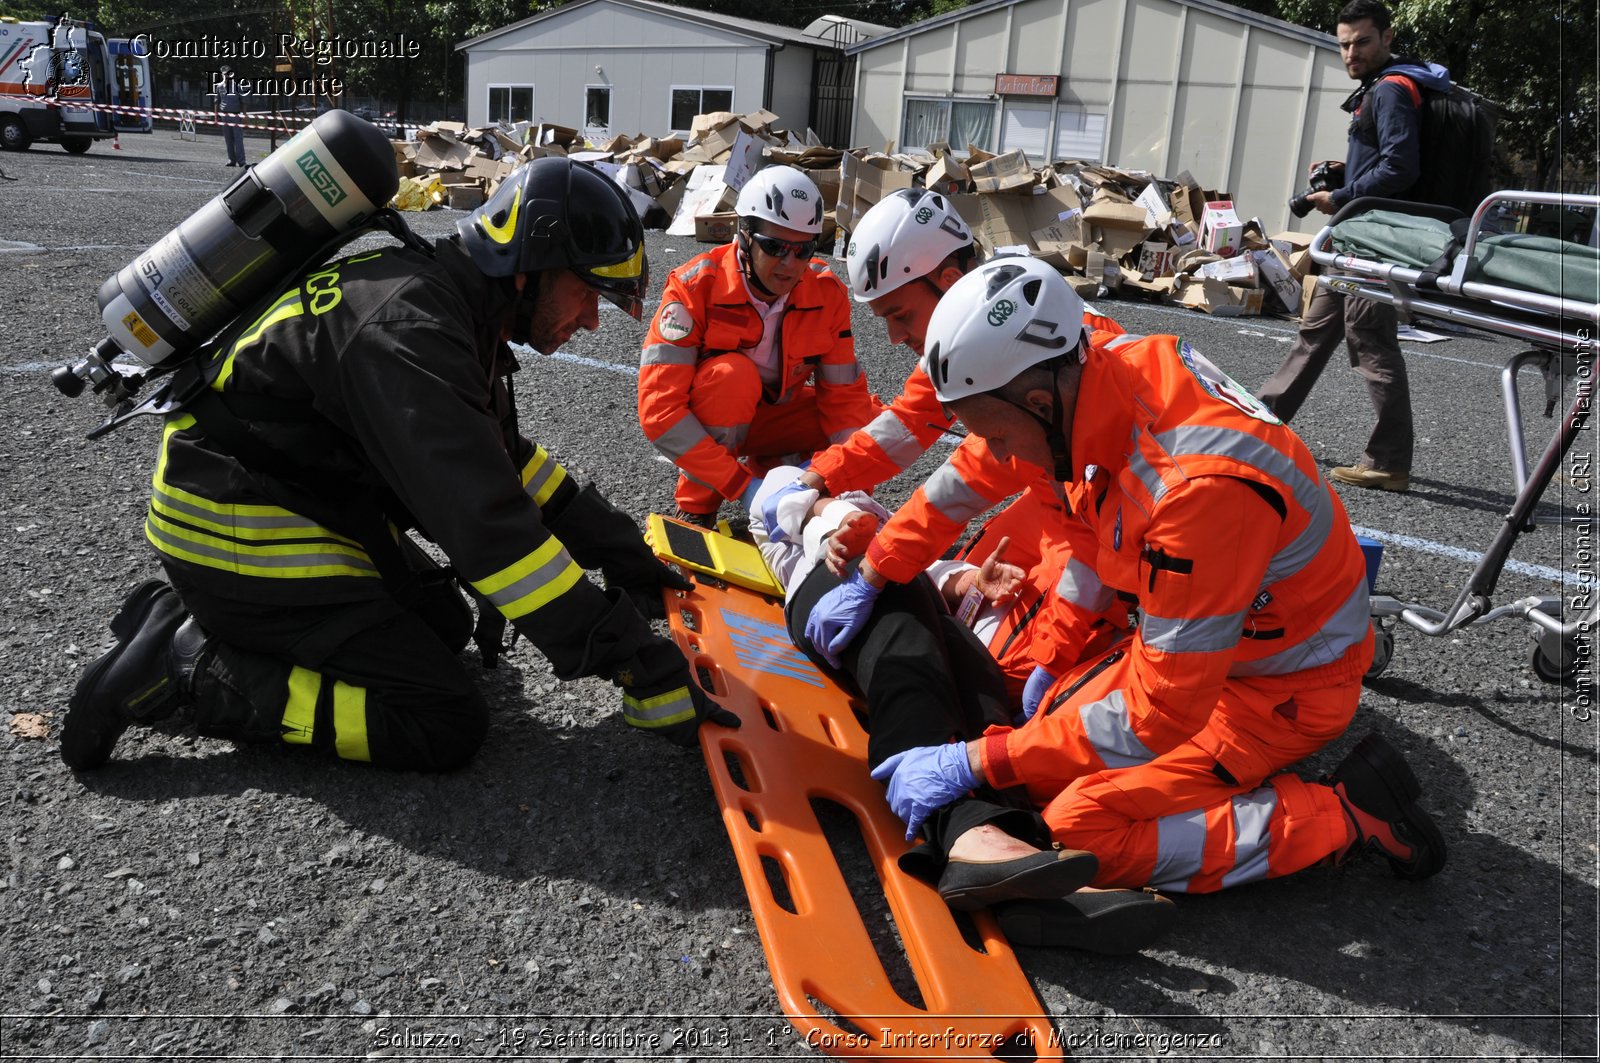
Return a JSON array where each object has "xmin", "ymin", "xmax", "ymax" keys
[
  {"xmin": 846, "ymin": 0, "xmax": 1352, "ymax": 230},
  {"xmin": 458, "ymin": 0, "xmax": 879, "ymax": 143}
]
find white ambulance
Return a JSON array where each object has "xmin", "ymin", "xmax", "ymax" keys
[{"xmin": 0, "ymin": 14, "xmax": 132, "ymax": 153}]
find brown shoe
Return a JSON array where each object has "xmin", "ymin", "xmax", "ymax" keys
[{"xmin": 1329, "ymin": 464, "xmax": 1410, "ymax": 492}]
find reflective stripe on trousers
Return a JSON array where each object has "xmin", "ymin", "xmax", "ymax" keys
[
  {"xmin": 280, "ymin": 665, "xmax": 372, "ymax": 762},
  {"xmin": 1149, "ymin": 785, "xmax": 1277, "ymax": 891}
]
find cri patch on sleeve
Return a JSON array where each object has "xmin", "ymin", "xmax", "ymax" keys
[{"xmin": 657, "ymin": 301, "xmax": 694, "ymax": 342}]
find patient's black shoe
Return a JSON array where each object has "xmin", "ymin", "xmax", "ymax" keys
[
  {"xmin": 995, "ymin": 888, "xmax": 1177, "ymax": 954},
  {"xmin": 937, "ymin": 848, "xmax": 1099, "ymax": 911}
]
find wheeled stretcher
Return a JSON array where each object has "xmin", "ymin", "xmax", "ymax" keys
[{"xmin": 1309, "ymin": 192, "xmax": 1599, "ymax": 684}]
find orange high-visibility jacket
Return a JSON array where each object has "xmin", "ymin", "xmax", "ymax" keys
[
  {"xmin": 815, "ymin": 313, "xmax": 1125, "ymax": 498},
  {"xmin": 980, "ymin": 332, "xmax": 1373, "ymax": 791},
  {"xmin": 863, "ymin": 320, "xmax": 1126, "ymax": 588},
  {"xmin": 807, "ymin": 363, "xmax": 951, "ymax": 494},
  {"xmin": 638, "ymin": 243, "xmax": 869, "ymax": 503}
]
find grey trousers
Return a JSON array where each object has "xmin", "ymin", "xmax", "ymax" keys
[{"xmin": 1257, "ymin": 285, "xmax": 1413, "ymax": 473}]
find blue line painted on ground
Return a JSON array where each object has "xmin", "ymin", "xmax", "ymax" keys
[{"xmin": 1351, "ymin": 524, "xmax": 1582, "ymax": 587}]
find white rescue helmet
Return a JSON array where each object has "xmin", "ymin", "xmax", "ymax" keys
[
  {"xmin": 735, "ymin": 166, "xmax": 825, "ymax": 235},
  {"xmin": 923, "ymin": 257, "xmax": 1088, "ymax": 403},
  {"xmin": 845, "ymin": 189, "xmax": 973, "ymax": 303}
]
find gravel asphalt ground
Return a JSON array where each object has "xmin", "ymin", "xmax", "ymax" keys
[{"xmin": 1, "ymin": 130, "xmax": 1596, "ymax": 1061}]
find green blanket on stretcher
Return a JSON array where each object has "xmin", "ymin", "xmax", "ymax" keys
[{"xmin": 1332, "ymin": 209, "xmax": 1600, "ymax": 307}]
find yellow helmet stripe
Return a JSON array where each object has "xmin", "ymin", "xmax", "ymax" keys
[
  {"xmin": 590, "ymin": 242, "xmax": 643, "ymax": 279},
  {"xmin": 481, "ymin": 195, "xmax": 521, "ymax": 245}
]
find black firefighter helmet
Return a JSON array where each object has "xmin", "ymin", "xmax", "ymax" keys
[{"xmin": 457, "ymin": 157, "xmax": 648, "ymax": 319}]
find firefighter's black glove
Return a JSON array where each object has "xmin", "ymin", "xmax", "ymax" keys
[
  {"xmin": 612, "ymin": 637, "xmax": 740, "ymax": 748},
  {"xmin": 606, "ymin": 553, "xmax": 693, "ymax": 622},
  {"xmin": 547, "ymin": 482, "xmax": 690, "ymax": 620}
]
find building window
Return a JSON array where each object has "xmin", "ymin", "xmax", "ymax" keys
[
  {"xmin": 669, "ymin": 85, "xmax": 734, "ymax": 133},
  {"xmin": 901, "ymin": 97, "xmax": 995, "ymax": 154},
  {"xmin": 488, "ymin": 84, "xmax": 533, "ymax": 125},
  {"xmin": 1000, "ymin": 101, "xmax": 1051, "ymax": 164},
  {"xmin": 585, "ymin": 85, "xmax": 611, "ymax": 131},
  {"xmin": 1053, "ymin": 108, "xmax": 1107, "ymax": 164}
]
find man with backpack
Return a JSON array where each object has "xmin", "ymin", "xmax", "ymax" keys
[{"xmin": 1256, "ymin": 0, "xmax": 1453, "ymax": 493}]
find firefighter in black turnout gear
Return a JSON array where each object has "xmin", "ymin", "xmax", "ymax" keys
[{"xmin": 62, "ymin": 158, "xmax": 738, "ymax": 772}]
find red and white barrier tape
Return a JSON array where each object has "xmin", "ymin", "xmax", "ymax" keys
[{"xmin": 0, "ymin": 92, "xmax": 314, "ymax": 133}]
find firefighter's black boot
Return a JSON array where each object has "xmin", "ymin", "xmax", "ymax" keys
[
  {"xmin": 62, "ymin": 581, "xmax": 209, "ymax": 770},
  {"xmin": 1331, "ymin": 732, "xmax": 1447, "ymax": 880}
]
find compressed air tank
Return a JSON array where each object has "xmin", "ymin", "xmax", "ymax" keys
[{"xmin": 96, "ymin": 109, "xmax": 398, "ymax": 368}]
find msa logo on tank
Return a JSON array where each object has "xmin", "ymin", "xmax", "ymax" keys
[
  {"xmin": 296, "ymin": 150, "xmax": 348, "ymax": 209},
  {"xmin": 721, "ymin": 609, "xmax": 825, "ymax": 688},
  {"xmin": 1178, "ymin": 340, "xmax": 1281, "ymax": 424}
]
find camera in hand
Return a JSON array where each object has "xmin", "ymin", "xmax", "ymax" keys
[{"xmin": 1288, "ymin": 160, "xmax": 1345, "ymax": 218}]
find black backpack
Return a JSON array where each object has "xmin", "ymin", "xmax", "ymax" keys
[{"xmin": 1378, "ymin": 72, "xmax": 1498, "ymax": 216}]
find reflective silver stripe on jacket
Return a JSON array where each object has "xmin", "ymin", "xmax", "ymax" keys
[
  {"xmin": 677, "ymin": 258, "xmax": 715, "ymax": 283},
  {"xmin": 642, "ymin": 343, "xmax": 699, "ymax": 367},
  {"xmin": 1056, "ymin": 556, "xmax": 1113, "ymax": 613},
  {"xmin": 622, "ymin": 687, "xmax": 696, "ymax": 729},
  {"xmin": 1139, "ymin": 607, "xmax": 1249, "ymax": 655},
  {"xmin": 817, "ymin": 361, "xmax": 861, "ymax": 385},
  {"xmin": 521, "ymin": 447, "xmax": 566, "ymax": 505},
  {"xmin": 1230, "ymin": 580, "xmax": 1371, "ymax": 676},
  {"xmin": 151, "ymin": 483, "xmax": 352, "ymax": 537},
  {"xmin": 145, "ymin": 515, "xmax": 378, "ymax": 575},
  {"xmin": 651, "ymin": 415, "xmax": 711, "ymax": 461},
  {"xmin": 862, "ymin": 407, "xmax": 927, "ymax": 471},
  {"xmin": 1127, "ymin": 424, "xmax": 1335, "ymax": 585},
  {"xmin": 1220, "ymin": 786, "xmax": 1278, "ymax": 888},
  {"xmin": 1077, "ymin": 689, "xmax": 1156, "ymax": 769},
  {"xmin": 923, "ymin": 460, "xmax": 992, "ymax": 525},
  {"xmin": 476, "ymin": 546, "xmax": 580, "ymax": 616},
  {"xmin": 704, "ymin": 421, "xmax": 748, "ymax": 451}
]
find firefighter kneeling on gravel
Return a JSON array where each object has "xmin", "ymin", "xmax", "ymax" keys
[
  {"xmin": 823, "ymin": 257, "xmax": 1446, "ymax": 895},
  {"xmin": 62, "ymin": 158, "xmax": 738, "ymax": 772}
]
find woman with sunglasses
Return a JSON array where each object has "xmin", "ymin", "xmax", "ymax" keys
[{"xmin": 638, "ymin": 166, "xmax": 879, "ymax": 529}]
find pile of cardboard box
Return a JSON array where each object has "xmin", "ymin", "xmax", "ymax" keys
[
  {"xmin": 833, "ymin": 147, "xmax": 1318, "ymax": 317},
  {"xmin": 390, "ymin": 121, "xmax": 533, "ymax": 212},
  {"xmin": 386, "ymin": 114, "xmax": 1318, "ymax": 318},
  {"xmin": 386, "ymin": 109, "xmax": 842, "ymax": 245}
]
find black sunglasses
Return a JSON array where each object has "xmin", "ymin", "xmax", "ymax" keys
[{"xmin": 750, "ymin": 233, "xmax": 818, "ymax": 261}]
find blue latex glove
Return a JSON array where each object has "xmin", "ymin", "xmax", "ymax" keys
[
  {"xmin": 1019, "ymin": 665, "xmax": 1058, "ymax": 723},
  {"xmin": 869, "ymin": 743, "xmax": 978, "ymax": 841},
  {"xmin": 759, "ymin": 478, "xmax": 815, "ymax": 545},
  {"xmin": 803, "ymin": 568, "xmax": 881, "ymax": 668}
]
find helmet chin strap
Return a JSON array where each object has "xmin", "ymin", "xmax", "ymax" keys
[
  {"xmin": 998, "ymin": 358, "xmax": 1074, "ymax": 482},
  {"xmin": 736, "ymin": 228, "xmax": 780, "ymax": 300}
]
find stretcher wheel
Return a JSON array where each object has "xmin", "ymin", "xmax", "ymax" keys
[
  {"xmin": 1530, "ymin": 641, "xmax": 1577, "ymax": 686},
  {"xmin": 1366, "ymin": 622, "xmax": 1395, "ymax": 680}
]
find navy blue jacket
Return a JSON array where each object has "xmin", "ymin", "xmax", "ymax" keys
[{"xmin": 1332, "ymin": 58, "xmax": 1451, "ymax": 208}]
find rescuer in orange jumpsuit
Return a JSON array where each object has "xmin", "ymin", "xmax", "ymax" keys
[
  {"xmin": 836, "ymin": 257, "xmax": 1447, "ymax": 894},
  {"xmin": 638, "ymin": 166, "xmax": 874, "ymax": 528},
  {"xmin": 758, "ymin": 189, "xmax": 1129, "ymax": 696}
]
